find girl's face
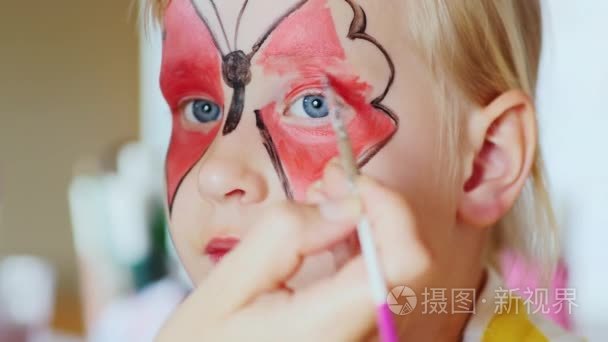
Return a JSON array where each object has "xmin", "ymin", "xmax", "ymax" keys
[{"xmin": 161, "ymin": 0, "xmax": 460, "ymax": 286}]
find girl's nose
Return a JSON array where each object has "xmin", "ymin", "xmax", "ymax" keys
[{"xmin": 196, "ymin": 153, "xmax": 268, "ymax": 205}]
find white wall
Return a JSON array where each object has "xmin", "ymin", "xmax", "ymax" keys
[
  {"xmin": 537, "ymin": 0, "xmax": 608, "ymax": 339},
  {"xmin": 139, "ymin": 11, "xmax": 171, "ymax": 154}
]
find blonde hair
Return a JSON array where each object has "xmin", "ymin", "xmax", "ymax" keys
[
  {"xmin": 146, "ymin": 0, "xmax": 169, "ymax": 23},
  {"xmin": 146, "ymin": 0, "xmax": 559, "ymax": 275},
  {"xmin": 402, "ymin": 0, "xmax": 558, "ymax": 275}
]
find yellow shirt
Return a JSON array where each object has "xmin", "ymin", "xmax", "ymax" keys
[{"xmin": 463, "ymin": 269, "xmax": 585, "ymax": 342}]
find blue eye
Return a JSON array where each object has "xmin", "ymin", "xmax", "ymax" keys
[
  {"xmin": 288, "ymin": 94, "xmax": 330, "ymax": 119},
  {"xmin": 184, "ymin": 99, "xmax": 222, "ymax": 123}
]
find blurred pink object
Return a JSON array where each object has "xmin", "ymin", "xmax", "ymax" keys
[
  {"xmin": 89, "ymin": 278, "xmax": 186, "ymax": 342},
  {"xmin": 501, "ymin": 251, "xmax": 572, "ymax": 330}
]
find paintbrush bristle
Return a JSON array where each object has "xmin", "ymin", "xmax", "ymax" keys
[{"xmin": 324, "ymin": 78, "xmax": 359, "ymax": 182}]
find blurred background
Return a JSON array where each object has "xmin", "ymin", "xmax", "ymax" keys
[{"xmin": 0, "ymin": 0, "xmax": 606, "ymax": 341}]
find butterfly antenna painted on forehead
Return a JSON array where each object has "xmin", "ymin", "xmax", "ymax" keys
[
  {"xmin": 234, "ymin": 0, "xmax": 250, "ymax": 50},
  {"xmin": 249, "ymin": 0, "xmax": 309, "ymax": 57},
  {"xmin": 209, "ymin": 0, "xmax": 233, "ymax": 51},
  {"xmin": 189, "ymin": 0, "xmax": 226, "ymax": 55}
]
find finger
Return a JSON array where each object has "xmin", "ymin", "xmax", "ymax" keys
[
  {"xmin": 356, "ymin": 175, "xmax": 431, "ymax": 287},
  {"xmin": 320, "ymin": 159, "xmax": 431, "ymax": 287},
  {"xmin": 321, "ymin": 157, "xmax": 352, "ymax": 200},
  {"xmin": 305, "ymin": 180, "xmax": 326, "ymax": 204},
  {"xmin": 249, "ymin": 289, "xmax": 293, "ymax": 308},
  {"xmin": 306, "ymin": 156, "xmax": 352, "ymax": 204},
  {"xmin": 192, "ymin": 200, "xmax": 360, "ymax": 318},
  {"xmin": 295, "ymin": 257, "xmax": 377, "ymax": 340}
]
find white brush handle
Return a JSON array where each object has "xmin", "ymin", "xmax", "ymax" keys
[{"xmin": 357, "ymin": 216, "xmax": 388, "ymax": 305}]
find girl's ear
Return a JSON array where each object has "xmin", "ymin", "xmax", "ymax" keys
[{"xmin": 458, "ymin": 90, "xmax": 537, "ymax": 228}]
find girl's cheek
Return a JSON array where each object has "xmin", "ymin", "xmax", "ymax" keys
[{"xmin": 166, "ymin": 120, "xmax": 221, "ymax": 207}]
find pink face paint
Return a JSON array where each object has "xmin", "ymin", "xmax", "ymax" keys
[{"xmin": 161, "ymin": 0, "xmax": 224, "ymax": 208}]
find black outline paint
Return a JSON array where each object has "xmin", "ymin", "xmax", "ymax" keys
[
  {"xmin": 343, "ymin": 0, "xmax": 398, "ymax": 166},
  {"xmin": 190, "ymin": 0, "xmax": 226, "ymax": 54},
  {"xmin": 166, "ymin": 148, "xmax": 208, "ymax": 214},
  {"xmin": 249, "ymin": 0, "xmax": 309, "ymax": 57},
  {"xmin": 210, "ymin": 0, "xmax": 232, "ymax": 51},
  {"xmin": 234, "ymin": 0, "xmax": 250, "ymax": 50},
  {"xmin": 255, "ymin": 110, "xmax": 294, "ymax": 200}
]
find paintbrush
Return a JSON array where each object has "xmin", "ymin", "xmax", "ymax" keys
[{"xmin": 325, "ymin": 79, "xmax": 399, "ymax": 342}]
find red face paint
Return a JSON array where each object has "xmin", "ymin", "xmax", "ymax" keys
[
  {"xmin": 161, "ymin": 0, "xmax": 224, "ymax": 208},
  {"xmin": 255, "ymin": 0, "xmax": 396, "ymax": 200},
  {"xmin": 258, "ymin": 0, "xmax": 345, "ymax": 65}
]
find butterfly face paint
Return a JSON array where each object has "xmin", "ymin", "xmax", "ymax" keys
[{"xmin": 161, "ymin": 0, "xmax": 398, "ymax": 211}]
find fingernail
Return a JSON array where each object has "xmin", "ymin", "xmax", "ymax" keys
[
  {"xmin": 328, "ymin": 157, "xmax": 345, "ymax": 173},
  {"xmin": 328, "ymin": 157, "xmax": 341, "ymax": 167},
  {"xmin": 308, "ymin": 180, "xmax": 323, "ymax": 193},
  {"xmin": 320, "ymin": 196, "xmax": 362, "ymax": 222},
  {"xmin": 306, "ymin": 180, "xmax": 325, "ymax": 203},
  {"xmin": 323, "ymin": 163, "xmax": 351, "ymax": 199}
]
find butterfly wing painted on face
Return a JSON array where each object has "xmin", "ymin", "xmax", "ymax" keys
[{"xmin": 163, "ymin": 0, "xmax": 398, "ymax": 212}]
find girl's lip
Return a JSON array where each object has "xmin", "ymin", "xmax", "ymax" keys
[{"xmin": 204, "ymin": 236, "xmax": 240, "ymax": 263}]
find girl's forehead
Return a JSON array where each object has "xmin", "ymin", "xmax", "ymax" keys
[
  {"xmin": 161, "ymin": 0, "xmax": 397, "ymax": 89},
  {"xmin": 189, "ymin": 0, "xmax": 313, "ymax": 54},
  {"xmin": 162, "ymin": 0, "xmax": 389, "ymax": 61}
]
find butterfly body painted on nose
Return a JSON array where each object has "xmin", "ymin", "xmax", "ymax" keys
[{"xmin": 222, "ymin": 50, "xmax": 252, "ymax": 134}]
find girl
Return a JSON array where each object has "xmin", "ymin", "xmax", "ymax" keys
[{"xmin": 148, "ymin": 0, "xmax": 582, "ymax": 340}]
